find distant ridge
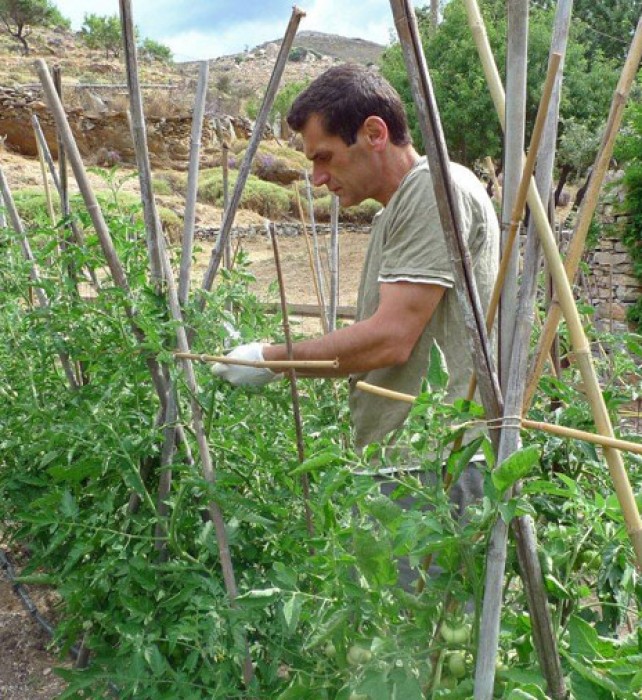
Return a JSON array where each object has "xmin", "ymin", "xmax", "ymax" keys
[{"xmin": 254, "ymin": 30, "xmax": 386, "ymax": 65}]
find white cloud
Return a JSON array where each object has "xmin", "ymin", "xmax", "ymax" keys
[
  {"xmin": 161, "ymin": 18, "xmax": 290, "ymax": 62},
  {"xmin": 302, "ymin": 0, "xmax": 396, "ymax": 47}
]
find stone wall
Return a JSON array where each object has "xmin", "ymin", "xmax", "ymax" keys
[
  {"xmin": 0, "ymin": 85, "xmax": 261, "ymax": 169},
  {"xmin": 583, "ymin": 172, "xmax": 640, "ymax": 329}
]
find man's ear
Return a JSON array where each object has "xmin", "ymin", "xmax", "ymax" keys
[{"xmin": 362, "ymin": 116, "xmax": 388, "ymax": 151}]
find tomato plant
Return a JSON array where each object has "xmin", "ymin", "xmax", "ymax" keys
[{"xmin": 1, "ymin": 191, "xmax": 641, "ymax": 698}]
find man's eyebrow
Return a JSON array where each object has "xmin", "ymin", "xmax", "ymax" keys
[{"xmin": 309, "ymin": 150, "xmax": 329, "ymax": 162}]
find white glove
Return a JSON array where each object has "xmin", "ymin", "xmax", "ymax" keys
[{"xmin": 211, "ymin": 342, "xmax": 281, "ymax": 387}]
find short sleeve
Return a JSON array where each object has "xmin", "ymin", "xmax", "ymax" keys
[{"xmin": 378, "ymin": 168, "xmax": 454, "ymax": 284}]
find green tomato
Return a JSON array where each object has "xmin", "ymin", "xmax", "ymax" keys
[
  {"xmin": 347, "ymin": 645, "xmax": 372, "ymax": 666},
  {"xmin": 538, "ymin": 551, "xmax": 554, "ymax": 577},
  {"xmin": 438, "ymin": 674, "xmax": 458, "ymax": 689},
  {"xmin": 440, "ymin": 621, "xmax": 471, "ymax": 645},
  {"xmin": 577, "ymin": 548, "xmax": 601, "ymax": 571},
  {"xmin": 323, "ymin": 642, "xmax": 337, "ymax": 658},
  {"xmin": 447, "ymin": 651, "xmax": 467, "ymax": 679}
]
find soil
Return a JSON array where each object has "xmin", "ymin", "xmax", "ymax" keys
[{"xmin": 0, "ymin": 561, "xmax": 68, "ymax": 699}]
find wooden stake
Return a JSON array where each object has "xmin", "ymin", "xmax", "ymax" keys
[
  {"xmin": 389, "ymin": 0, "xmax": 503, "ymax": 431},
  {"xmin": 119, "ymin": 0, "xmax": 164, "ymax": 284},
  {"xmin": 464, "ymin": 0, "xmax": 642, "ymax": 572},
  {"xmin": 328, "ymin": 194, "xmax": 340, "ymax": 332},
  {"xmin": 269, "ymin": 223, "xmax": 314, "ymax": 538},
  {"xmin": 294, "ymin": 181, "xmax": 328, "ymax": 333},
  {"xmin": 178, "ymin": 60, "xmax": 209, "ymax": 306},
  {"xmin": 199, "ymin": 6, "xmax": 305, "ymax": 299},
  {"xmin": 524, "ymin": 17, "xmax": 642, "ymax": 410},
  {"xmin": 355, "ymin": 382, "xmax": 642, "ymax": 459}
]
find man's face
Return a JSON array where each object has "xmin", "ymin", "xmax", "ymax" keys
[{"xmin": 300, "ymin": 114, "xmax": 376, "ymax": 208}]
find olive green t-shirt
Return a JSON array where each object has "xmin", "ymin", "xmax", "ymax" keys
[{"xmin": 349, "ymin": 157, "xmax": 499, "ymax": 449}]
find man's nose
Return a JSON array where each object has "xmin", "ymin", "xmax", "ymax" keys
[{"xmin": 311, "ymin": 164, "xmax": 329, "ymax": 187}]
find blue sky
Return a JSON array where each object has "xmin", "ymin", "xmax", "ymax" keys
[{"xmin": 53, "ymin": 1, "xmax": 419, "ymax": 62}]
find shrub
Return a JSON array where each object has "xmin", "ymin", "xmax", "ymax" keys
[
  {"xmin": 313, "ymin": 195, "xmax": 381, "ymax": 224},
  {"xmin": 80, "ymin": 13, "xmax": 124, "ymax": 59},
  {"xmin": 288, "ymin": 46, "xmax": 307, "ymax": 62},
  {"xmin": 138, "ymin": 37, "xmax": 172, "ymax": 63},
  {"xmin": 198, "ymin": 169, "xmax": 292, "ymax": 218}
]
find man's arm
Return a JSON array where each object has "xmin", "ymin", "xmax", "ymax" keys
[{"xmin": 263, "ymin": 281, "xmax": 445, "ymax": 377}]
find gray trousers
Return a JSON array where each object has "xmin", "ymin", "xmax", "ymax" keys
[{"xmin": 375, "ymin": 463, "xmax": 484, "ymax": 590}]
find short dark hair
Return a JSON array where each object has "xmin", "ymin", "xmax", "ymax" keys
[{"xmin": 287, "ymin": 64, "xmax": 412, "ymax": 147}]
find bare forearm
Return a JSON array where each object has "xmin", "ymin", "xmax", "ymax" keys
[{"xmin": 263, "ymin": 317, "xmax": 410, "ymax": 377}]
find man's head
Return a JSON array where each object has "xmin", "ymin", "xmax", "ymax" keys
[
  {"xmin": 287, "ymin": 64, "xmax": 411, "ymax": 147},
  {"xmin": 287, "ymin": 65, "xmax": 414, "ymax": 207}
]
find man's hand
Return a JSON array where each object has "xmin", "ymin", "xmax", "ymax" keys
[{"xmin": 212, "ymin": 342, "xmax": 281, "ymax": 387}]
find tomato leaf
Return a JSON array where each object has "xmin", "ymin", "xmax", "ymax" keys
[{"xmin": 492, "ymin": 445, "xmax": 540, "ymax": 492}]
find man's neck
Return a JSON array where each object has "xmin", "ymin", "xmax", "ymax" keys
[{"xmin": 376, "ymin": 146, "xmax": 421, "ymax": 206}]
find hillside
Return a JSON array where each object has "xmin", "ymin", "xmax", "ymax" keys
[
  {"xmin": 254, "ymin": 30, "xmax": 385, "ymax": 64},
  {"xmin": 0, "ymin": 25, "xmax": 384, "ymax": 118}
]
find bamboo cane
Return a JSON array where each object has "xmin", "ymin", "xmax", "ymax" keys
[
  {"xmin": 464, "ymin": 0, "xmax": 642, "ymax": 571},
  {"xmin": 389, "ymin": 0, "xmax": 503, "ymax": 429},
  {"xmin": 524, "ymin": 17, "xmax": 642, "ymax": 409},
  {"xmin": 0, "ymin": 165, "xmax": 79, "ymax": 390},
  {"xmin": 174, "ymin": 351, "xmax": 338, "ymax": 369},
  {"xmin": 199, "ymin": 6, "xmax": 305, "ymax": 300},
  {"xmin": 294, "ymin": 181, "xmax": 328, "ymax": 333},
  {"xmin": 178, "ymin": 60, "xmax": 209, "ymax": 306},
  {"xmin": 118, "ymin": 10, "xmax": 253, "ymax": 681},
  {"xmin": 269, "ymin": 223, "xmax": 314, "ymax": 538},
  {"xmin": 355, "ymin": 383, "xmax": 642, "ymax": 459},
  {"xmin": 468, "ymin": 54, "xmax": 561, "ymax": 398}
]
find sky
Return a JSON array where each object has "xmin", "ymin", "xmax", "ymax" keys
[{"xmin": 52, "ymin": 1, "xmax": 420, "ymax": 63}]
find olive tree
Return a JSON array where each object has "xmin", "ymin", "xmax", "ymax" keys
[
  {"xmin": 80, "ymin": 13, "xmax": 130, "ymax": 59},
  {"xmin": 0, "ymin": 0, "xmax": 68, "ymax": 54}
]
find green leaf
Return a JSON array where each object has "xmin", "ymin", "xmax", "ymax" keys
[
  {"xmin": 390, "ymin": 667, "xmax": 423, "ymax": 700},
  {"xmin": 356, "ymin": 668, "xmax": 390, "ymax": 700},
  {"xmin": 290, "ymin": 449, "xmax": 345, "ymax": 476},
  {"xmin": 60, "ymin": 490, "xmax": 78, "ymax": 519},
  {"xmin": 236, "ymin": 587, "xmax": 281, "ymax": 607},
  {"xmin": 353, "ymin": 529, "xmax": 397, "ymax": 586},
  {"xmin": 427, "ymin": 342, "xmax": 449, "ymax": 391},
  {"xmin": 446, "ymin": 436, "xmax": 484, "ymax": 482},
  {"xmin": 282, "ymin": 593, "xmax": 303, "ymax": 636},
  {"xmin": 492, "ymin": 445, "xmax": 540, "ymax": 492},
  {"xmin": 507, "ymin": 686, "xmax": 547, "ymax": 700},
  {"xmin": 143, "ymin": 644, "xmax": 166, "ymax": 675},
  {"xmin": 563, "ymin": 653, "xmax": 622, "ymax": 694}
]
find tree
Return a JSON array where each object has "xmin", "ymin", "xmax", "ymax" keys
[
  {"xmin": 0, "ymin": 0, "xmax": 67, "ymax": 55},
  {"xmin": 380, "ymin": 0, "xmax": 619, "ymax": 180},
  {"xmin": 138, "ymin": 37, "xmax": 172, "ymax": 64},
  {"xmin": 533, "ymin": 0, "xmax": 642, "ymax": 61},
  {"xmin": 80, "ymin": 13, "xmax": 128, "ymax": 59}
]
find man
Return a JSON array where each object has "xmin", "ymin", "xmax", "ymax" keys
[{"xmin": 214, "ymin": 64, "xmax": 499, "ymax": 457}]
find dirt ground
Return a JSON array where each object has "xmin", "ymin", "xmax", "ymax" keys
[{"xmin": 0, "ymin": 564, "xmax": 68, "ymax": 699}]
